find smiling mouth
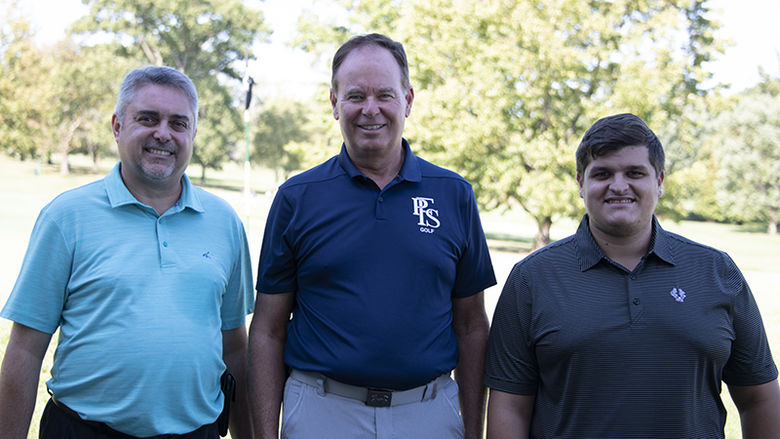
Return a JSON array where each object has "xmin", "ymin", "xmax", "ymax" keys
[
  {"xmin": 358, "ymin": 124, "xmax": 385, "ymax": 131},
  {"xmin": 146, "ymin": 147, "xmax": 173, "ymax": 156}
]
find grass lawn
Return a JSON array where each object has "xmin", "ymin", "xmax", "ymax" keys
[{"xmin": 2, "ymin": 153, "xmax": 779, "ymax": 438}]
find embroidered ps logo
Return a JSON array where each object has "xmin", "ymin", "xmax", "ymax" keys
[
  {"xmin": 670, "ymin": 287, "xmax": 686, "ymax": 303},
  {"xmin": 412, "ymin": 197, "xmax": 440, "ymax": 233}
]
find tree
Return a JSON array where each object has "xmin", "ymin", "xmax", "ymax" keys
[
  {"xmin": 44, "ymin": 41, "xmax": 129, "ymax": 174},
  {"xmin": 294, "ymin": 0, "xmax": 723, "ymax": 248},
  {"xmin": 713, "ymin": 76, "xmax": 780, "ymax": 234},
  {"xmin": 71, "ymin": 0, "xmax": 270, "ymax": 181},
  {"xmin": 251, "ymin": 98, "xmax": 313, "ymax": 184},
  {"xmin": 0, "ymin": 2, "xmax": 48, "ymax": 160}
]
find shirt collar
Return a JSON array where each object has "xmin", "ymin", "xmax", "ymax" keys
[
  {"xmin": 105, "ymin": 162, "xmax": 204, "ymax": 214},
  {"xmin": 337, "ymin": 138, "xmax": 422, "ymax": 183},
  {"xmin": 575, "ymin": 214, "xmax": 676, "ymax": 271}
]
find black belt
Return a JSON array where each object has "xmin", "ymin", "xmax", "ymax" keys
[
  {"xmin": 49, "ymin": 397, "xmax": 215, "ymax": 439},
  {"xmin": 290, "ymin": 369, "xmax": 449, "ymax": 407}
]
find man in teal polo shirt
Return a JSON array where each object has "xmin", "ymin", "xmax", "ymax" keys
[{"xmin": 0, "ymin": 66, "xmax": 254, "ymax": 438}]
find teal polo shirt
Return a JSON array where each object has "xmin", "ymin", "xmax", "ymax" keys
[{"xmin": 1, "ymin": 162, "xmax": 254, "ymax": 436}]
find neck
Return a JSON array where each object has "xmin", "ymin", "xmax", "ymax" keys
[
  {"xmin": 122, "ymin": 175, "xmax": 183, "ymax": 215},
  {"xmin": 350, "ymin": 144, "xmax": 405, "ymax": 190},
  {"xmin": 590, "ymin": 223, "xmax": 652, "ymax": 271}
]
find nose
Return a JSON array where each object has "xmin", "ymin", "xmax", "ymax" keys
[
  {"xmin": 609, "ymin": 174, "xmax": 629, "ymax": 193},
  {"xmin": 361, "ymin": 97, "xmax": 380, "ymax": 117},
  {"xmin": 153, "ymin": 122, "xmax": 172, "ymax": 142}
]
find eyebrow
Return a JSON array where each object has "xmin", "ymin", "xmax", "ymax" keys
[
  {"xmin": 588, "ymin": 164, "xmax": 651, "ymax": 174},
  {"xmin": 134, "ymin": 110, "xmax": 191, "ymax": 123}
]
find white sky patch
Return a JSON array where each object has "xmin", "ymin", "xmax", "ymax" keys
[{"xmin": 13, "ymin": 0, "xmax": 780, "ymax": 96}]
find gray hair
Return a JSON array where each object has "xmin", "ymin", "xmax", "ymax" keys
[{"xmin": 114, "ymin": 66, "xmax": 199, "ymax": 129}]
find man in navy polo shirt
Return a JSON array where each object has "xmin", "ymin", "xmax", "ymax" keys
[
  {"xmin": 248, "ymin": 33, "xmax": 496, "ymax": 439},
  {"xmin": 485, "ymin": 113, "xmax": 780, "ymax": 438}
]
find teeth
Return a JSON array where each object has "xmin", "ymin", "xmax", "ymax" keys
[
  {"xmin": 360, "ymin": 125, "xmax": 383, "ymax": 130},
  {"xmin": 148, "ymin": 148, "xmax": 172, "ymax": 156},
  {"xmin": 608, "ymin": 199, "xmax": 633, "ymax": 204}
]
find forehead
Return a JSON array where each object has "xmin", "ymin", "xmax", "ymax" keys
[
  {"xmin": 335, "ymin": 45, "xmax": 403, "ymax": 91},
  {"xmin": 586, "ymin": 145, "xmax": 652, "ymax": 170},
  {"xmin": 128, "ymin": 84, "xmax": 192, "ymax": 117}
]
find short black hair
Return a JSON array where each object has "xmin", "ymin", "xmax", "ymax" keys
[
  {"xmin": 331, "ymin": 33, "xmax": 410, "ymax": 91},
  {"xmin": 576, "ymin": 113, "xmax": 664, "ymax": 176}
]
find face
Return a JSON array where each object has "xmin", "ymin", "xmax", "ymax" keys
[
  {"xmin": 577, "ymin": 145, "xmax": 664, "ymax": 240},
  {"xmin": 330, "ymin": 45, "xmax": 413, "ymax": 161},
  {"xmin": 112, "ymin": 84, "xmax": 195, "ymax": 192}
]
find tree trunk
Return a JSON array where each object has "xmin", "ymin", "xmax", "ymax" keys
[
  {"xmin": 534, "ymin": 216, "xmax": 552, "ymax": 250},
  {"xmin": 769, "ymin": 209, "xmax": 778, "ymax": 235},
  {"xmin": 58, "ymin": 118, "xmax": 82, "ymax": 176},
  {"xmin": 89, "ymin": 143, "xmax": 99, "ymax": 173},
  {"xmin": 200, "ymin": 166, "xmax": 207, "ymax": 185}
]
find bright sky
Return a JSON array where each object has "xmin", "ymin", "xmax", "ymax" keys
[{"xmin": 12, "ymin": 0, "xmax": 780, "ymax": 96}]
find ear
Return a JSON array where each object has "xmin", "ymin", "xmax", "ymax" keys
[
  {"xmin": 657, "ymin": 170, "xmax": 665, "ymax": 196},
  {"xmin": 111, "ymin": 114, "xmax": 121, "ymax": 141},
  {"xmin": 330, "ymin": 89, "xmax": 339, "ymax": 120},
  {"xmin": 576, "ymin": 173, "xmax": 584, "ymax": 197},
  {"xmin": 405, "ymin": 87, "xmax": 414, "ymax": 117}
]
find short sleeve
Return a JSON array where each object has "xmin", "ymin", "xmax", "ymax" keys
[
  {"xmin": 721, "ymin": 256, "xmax": 778, "ymax": 385},
  {"xmin": 220, "ymin": 217, "xmax": 255, "ymax": 330},
  {"xmin": 1, "ymin": 206, "xmax": 72, "ymax": 334},
  {"xmin": 452, "ymin": 187, "xmax": 496, "ymax": 297},
  {"xmin": 256, "ymin": 189, "xmax": 298, "ymax": 294},
  {"xmin": 484, "ymin": 263, "xmax": 539, "ymax": 395}
]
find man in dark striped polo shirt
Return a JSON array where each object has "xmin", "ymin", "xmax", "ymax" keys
[{"xmin": 485, "ymin": 113, "xmax": 780, "ymax": 438}]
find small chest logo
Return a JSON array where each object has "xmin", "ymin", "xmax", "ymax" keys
[
  {"xmin": 670, "ymin": 287, "xmax": 687, "ymax": 303},
  {"xmin": 412, "ymin": 197, "xmax": 440, "ymax": 233}
]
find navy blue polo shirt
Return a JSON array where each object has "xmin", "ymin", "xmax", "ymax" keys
[
  {"xmin": 485, "ymin": 215, "xmax": 777, "ymax": 438},
  {"xmin": 257, "ymin": 140, "xmax": 496, "ymax": 389}
]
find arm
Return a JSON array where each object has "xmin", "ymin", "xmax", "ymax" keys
[
  {"xmin": 728, "ymin": 379, "xmax": 780, "ymax": 439},
  {"xmin": 486, "ymin": 389, "xmax": 534, "ymax": 439},
  {"xmin": 222, "ymin": 325, "xmax": 252, "ymax": 439},
  {"xmin": 247, "ymin": 292, "xmax": 295, "ymax": 439},
  {"xmin": 452, "ymin": 291, "xmax": 490, "ymax": 439},
  {"xmin": 0, "ymin": 323, "xmax": 52, "ymax": 439}
]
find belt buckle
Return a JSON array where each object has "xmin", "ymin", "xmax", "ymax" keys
[{"xmin": 365, "ymin": 388, "xmax": 392, "ymax": 407}]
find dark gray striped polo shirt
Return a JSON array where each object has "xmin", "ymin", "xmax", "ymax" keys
[{"xmin": 485, "ymin": 215, "xmax": 777, "ymax": 438}]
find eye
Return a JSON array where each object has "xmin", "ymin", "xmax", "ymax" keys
[
  {"xmin": 171, "ymin": 120, "xmax": 189, "ymax": 131},
  {"xmin": 137, "ymin": 116, "xmax": 157, "ymax": 125}
]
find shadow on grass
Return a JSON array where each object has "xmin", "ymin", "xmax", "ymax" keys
[
  {"xmin": 486, "ymin": 232, "xmax": 535, "ymax": 254},
  {"xmin": 732, "ymin": 222, "xmax": 771, "ymax": 234}
]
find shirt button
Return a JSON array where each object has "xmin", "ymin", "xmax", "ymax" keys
[
  {"xmin": 633, "ymin": 298, "xmax": 640, "ymax": 305},
  {"xmin": 378, "ymin": 196, "xmax": 384, "ymax": 202},
  {"xmin": 162, "ymin": 241, "xmax": 168, "ymax": 247}
]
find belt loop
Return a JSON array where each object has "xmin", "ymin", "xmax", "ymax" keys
[
  {"xmin": 430, "ymin": 380, "xmax": 438, "ymax": 400},
  {"xmin": 315, "ymin": 376, "xmax": 326, "ymax": 396}
]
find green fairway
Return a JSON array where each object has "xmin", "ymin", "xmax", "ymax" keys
[{"xmin": 1, "ymin": 153, "xmax": 778, "ymax": 438}]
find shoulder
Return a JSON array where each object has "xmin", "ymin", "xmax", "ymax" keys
[
  {"xmin": 278, "ymin": 156, "xmax": 343, "ymax": 191},
  {"xmin": 517, "ymin": 235, "xmax": 577, "ymax": 268},
  {"xmin": 39, "ymin": 178, "xmax": 107, "ymax": 219},
  {"xmin": 190, "ymin": 185, "xmax": 237, "ymax": 214},
  {"xmin": 503, "ymin": 235, "xmax": 577, "ymax": 285},
  {"xmin": 416, "ymin": 156, "xmax": 472, "ymax": 186},
  {"xmin": 663, "ymin": 229, "xmax": 735, "ymax": 265},
  {"xmin": 661, "ymin": 228, "xmax": 745, "ymax": 288}
]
